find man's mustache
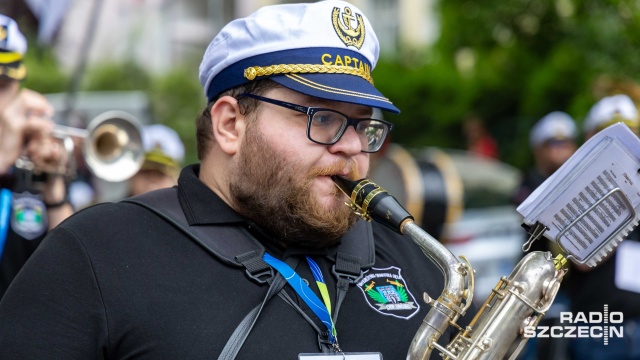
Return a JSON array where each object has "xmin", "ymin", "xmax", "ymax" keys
[{"xmin": 308, "ymin": 159, "xmax": 360, "ymax": 180}]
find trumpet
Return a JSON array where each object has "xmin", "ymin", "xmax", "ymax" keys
[{"xmin": 18, "ymin": 110, "xmax": 144, "ymax": 183}]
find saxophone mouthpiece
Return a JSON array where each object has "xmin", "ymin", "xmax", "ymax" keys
[
  {"xmin": 331, "ymin": 175, "xmax": 359, "ymax": 196},
  {"xmin": 331, "ymin": 175, "xmax": 413, "ymax": 235}
]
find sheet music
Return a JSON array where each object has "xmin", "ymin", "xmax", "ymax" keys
[{"xmin": 517, "ymin": 123, "xmax": 640, "ymax": 267}]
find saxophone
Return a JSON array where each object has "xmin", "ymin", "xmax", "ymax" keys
[{"xmin": 332, "ymin": 176, "xmax": 567, "ymax": 360}]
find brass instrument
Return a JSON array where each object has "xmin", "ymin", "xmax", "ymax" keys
[
  {"xmin": 332, "ymin": 176, "xmax": 567, "ymax": 360},
  {"xmin": 19, "ymin": 110, "xmax": 144, "ymax": 183}
]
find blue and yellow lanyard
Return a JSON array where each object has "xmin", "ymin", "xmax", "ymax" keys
[
  {"xmin": 0, "ymin": 189, "xmax": 12, "ymax": 263},
  {"xmin": 263, "ymin": 253, "xmax": 338, "ymax": 346}
]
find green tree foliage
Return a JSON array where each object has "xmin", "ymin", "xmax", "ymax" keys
[
  {"xmin": 83, "ymin": 61, "xmax": 152, "ymax": 92},
  {"xmin": 374, "ymin": 0, "xmax": 640, "ymax": 169},
  {"xmin": 82, "ymin": 62, "xmax": 204, "ymax": 165},
  {"xmin": 147, "ymin": 69, "xmax": 206, "ymax": 166},
  {"xmin": 22, "ymin": 47, "xmax": 69, "ymax": 94}
]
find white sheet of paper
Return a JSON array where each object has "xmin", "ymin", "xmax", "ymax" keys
[{"xmin": 615, "ymin": 240, "xmax": 640, "ymax": 293}]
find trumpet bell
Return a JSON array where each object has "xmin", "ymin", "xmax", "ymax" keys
[{"xmin": 84, "ymin": 110, "xmax": 144, "ymax": 183}]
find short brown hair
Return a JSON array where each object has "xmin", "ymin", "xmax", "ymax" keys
[{"xmin": 195, "ymin": 79, "xmax": 279, "ymax": 160}]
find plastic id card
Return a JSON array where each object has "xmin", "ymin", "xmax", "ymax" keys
[{"xmin": 299, "ymin": 353, "xmax": 382, "ymax": 360}]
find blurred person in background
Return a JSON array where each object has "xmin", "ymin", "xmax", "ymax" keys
[
  {"xmin": 513, "ymin": 111, "xmax": 578, "ymax": 360},
  {"xmin": 0, "ymin": 13, "xmax": 73, "ymax": 298},
  {"xmin": 583, "ymin": 94, "xmax": 639, "ymax": 138},
  {"xmin": 566, "ymin": 94, "xmax": 640, "ymax": 360},
  {"xmin": 463, "ymin": 114, "xmax": 499, "ymax": 159},
  {"xmin": 512, "ymin": 111, "xmax": 578, "ymax": 212},
  {"xmin": 128, "ymin": 123, "xmax": 184, "ymax": 196}
]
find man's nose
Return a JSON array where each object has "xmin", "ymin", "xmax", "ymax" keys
[{"xmin": 328, "ymin": 125, "xmax": 362, "ymax": 155}]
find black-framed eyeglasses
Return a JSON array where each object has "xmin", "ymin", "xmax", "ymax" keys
[{"xmin": 238, "ymin": 93, "xmax": 393, "ymax": 153}]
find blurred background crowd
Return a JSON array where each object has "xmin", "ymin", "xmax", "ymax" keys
[{"xmin": 2, "ymin": 0, "xmax": 640, "ymax": 359}]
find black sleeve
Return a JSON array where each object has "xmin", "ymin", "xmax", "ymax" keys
[{"xmin": 0, "ymin": 226, "xmax": 108, "ymax": 359}]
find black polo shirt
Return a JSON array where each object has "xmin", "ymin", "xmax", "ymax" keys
[{"xmin": 0, "ymin": 164, "xmax": 456, "ymax": 359}]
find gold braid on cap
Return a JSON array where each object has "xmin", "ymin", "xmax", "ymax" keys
[
  {"xmin": 0, "ymin": 52, "xmax": 23, "ymax": 63},
  {"xmin": 244, "ymin": 64, "xmax": 373, "ymax": 85}
]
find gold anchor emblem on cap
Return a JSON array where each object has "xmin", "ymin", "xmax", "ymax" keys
[{"xmin": 332, "ymin": 7, "xmax": 365, "ymax": 49}]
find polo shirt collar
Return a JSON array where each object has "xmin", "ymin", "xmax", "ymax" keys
[{"xmin": 177, "ymin": 164, "xmax": 247, "ymax": 225}]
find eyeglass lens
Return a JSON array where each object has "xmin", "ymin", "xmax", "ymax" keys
[{"xmin": 309, "ymin": 110, "xmax": 388, "ymax": 152}]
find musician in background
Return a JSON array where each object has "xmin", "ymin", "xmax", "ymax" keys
[
  {"xmin": 462, "ymin": 114, "xmax": 499, "ymax": 159},
  {"xmin": 0, "ymin": 14, "xmax": 73, "ymax": 298},
  {"xmin": 567, "ymin": 94, "xmax": 640, "ymax": 360},
  {"xmin": 128, "ymin": 124, "xmax": 184, "ymax": 196},
  {"xmin": 512, "ymin": 111, "xmax": 578, "ymax": 215}
]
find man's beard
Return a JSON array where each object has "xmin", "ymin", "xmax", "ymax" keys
[{"xmin": 229, "ymin": 124, "xmax": 359, "ymax": 248}]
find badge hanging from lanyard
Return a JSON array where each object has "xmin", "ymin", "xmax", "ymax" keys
[{"xmin": 10, "ymin": 191, "xmax": 48, "ymax": 240}]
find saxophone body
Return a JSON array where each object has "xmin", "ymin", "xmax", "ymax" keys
[{"xmin": 332, "ymin": 177, "xmax": 567, "ymax": 360}]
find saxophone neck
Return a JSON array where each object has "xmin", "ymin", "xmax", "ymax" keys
[
  {"xmin": 403, "ymin": 221, "xmax": 472, "ymax": 360},
  {"xmin": 403, "ymin": 222, "xmax": 469, "ymax": 304}
]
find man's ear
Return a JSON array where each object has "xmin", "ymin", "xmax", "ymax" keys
[{"xmin": 210, "ymin": 95, "xmax": 246, "ymax": 155}]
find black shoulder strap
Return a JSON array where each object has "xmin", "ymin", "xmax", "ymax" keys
[
  {"xmin": 123, "ymin": 188, "xmax": 274, "ymax": 283},
  {"xmin": 123, "ymin": 187, "xmax": 375, "ymax": 272}
]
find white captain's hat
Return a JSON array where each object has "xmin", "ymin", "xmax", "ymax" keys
[
  {"xmin": 140, "ymin": 124, "xmax": 185, "ymax": 177},
  {"xmin": 529, "ymin": 111, "xmax": 577, "ymax": 148},
  {"xmin": 584, "ymin": 94, "xmax": 639, "ymax": 134},
  {"xmin": 198, "ymin": 0, "xmax": 399, "ymax": 113},
  {"xmin": 0, "ymin": 14, "xmax": 27, "ymax": 81}
]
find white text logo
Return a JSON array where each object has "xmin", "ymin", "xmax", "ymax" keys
[{"xmin": 523, "ymin": 305, "xmax": 623, "ymax": 345}]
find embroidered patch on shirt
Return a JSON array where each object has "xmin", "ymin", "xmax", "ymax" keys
[{"xmin": 357, "ymin": 266, "xmax": 419, "ymax": 319}]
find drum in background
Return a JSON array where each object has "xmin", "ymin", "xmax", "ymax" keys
[{"xmin": 369, "ymin": 143, "xmax": 464, "ymax": 240}]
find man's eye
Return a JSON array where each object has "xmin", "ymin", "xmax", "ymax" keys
[
  {"xmin": 315, "ymin": 115, "xmax": 332, "ymax": 124},
  {"xmin": 312, "ymin": 111, "xmax": 342, "ymax": 126}
]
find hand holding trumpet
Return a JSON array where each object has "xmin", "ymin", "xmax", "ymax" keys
[
  {"xmin": 0, "ymin": 88, "xmax": 68, "ymax": 175},
  {"xmin": 0, "ymin": 87, "xmax": 73, "ymax": 228}
]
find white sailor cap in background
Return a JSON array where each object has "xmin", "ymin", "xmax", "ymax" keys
[
  {"xmin": 141, "ymin": 124, "xmax": 185, "ymax": 176},
  {"xmin": 198, "ymin": 0, "xmax": 399, "ymax": 113},
  {"xmin": 0, "ymin": 13, "xmax": 27, "ymax": 80},
  {"xmin": 529, "ymin": 111, "xmax": 577, "ymax": 148},
  {"xmin": 584, "ymin": 94, "xmax": 639, "ymax": 134}
]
